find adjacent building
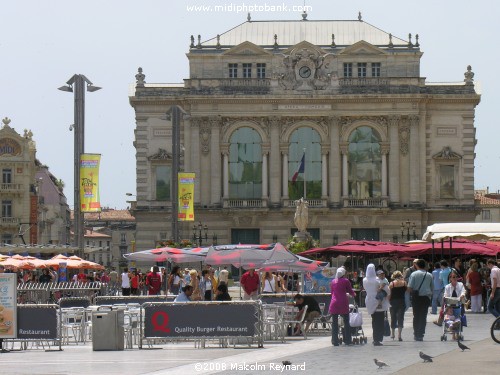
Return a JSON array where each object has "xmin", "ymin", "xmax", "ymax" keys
[{"xmin": 128, "ymin": 16, "xmax": 481, "ymax": 251}]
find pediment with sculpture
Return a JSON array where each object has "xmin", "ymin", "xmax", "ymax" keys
[{"xmin": 276, "ymin": 42, "xmax": 336, "ymax": 91}]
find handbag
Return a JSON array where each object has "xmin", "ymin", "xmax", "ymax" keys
[
  {"xmin": 411, "ymin": 271, "xmax": 427, "ymax": 302},
  {"xmin": 349, "ymin": 309, "xmax": 363, "ymax": 327},
  {"xmin": 383, "ymin": 312, "xmax": 391, "ymax": 336}
]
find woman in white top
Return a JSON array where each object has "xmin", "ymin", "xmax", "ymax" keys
[
  {"xmin": 262, "ymin": 272, "xmax": 277, "ymax": 293},
  {"xmin": 363, "ymin": 264, "xmax": 390, "ymax": 346},
  {"xmin": 121, "ymin": 268, "xmax": 131, "ymax": 296},
  {"xmin": 444, "ymin": 270, "xmax": 466, "ymax": 302}
]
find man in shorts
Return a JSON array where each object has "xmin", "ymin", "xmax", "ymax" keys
[{"xmin": 293, "ymin": 294, "xmax": 322, "ymax": 335}]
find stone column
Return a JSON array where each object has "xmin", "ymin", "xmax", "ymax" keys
[
  {"xmin": 388, "ymin": 116, "xmax": 401, "ymax": 205},
  {"xmin": 209, "ymin": 117, "xmax": 221, "ymax": 207},
  {"xmin": 190, "ymin": 118, "xmax": 201, "ymax": 204},
  {"xmin": 282, "ymin": 150, "xmax": 289, "ymax": 198},
  {"xmin": 381, "ymin": 145, "xmax": 389, "ymax": 197},
  {"xmin": 329, "ymin": 116, "xmax": 341, "ymax": 205},
  {"xmin": 262, "ymin": 148, "xmax": 269, "ymax": 199},
  {"xmin": 340, "ymin": 143, "xmax": 349, "ymax": 197},
  {"xmin": 409, "ymin": 115, "xmax": 420, "ymax": 204},
  {"xmin": 269, "ymin": 117, "xmax": 281, "ymax": 206},
  {"xmin": 184, "ymin": 118, "xmax": 191, "ymax": 172},
  {"xmin": 321, "ymin": 149, "xmax": 328, "ymax": 198},
  {"xmin": 222, "ymin": 148, "xmax": 229, "ymax": 198}
]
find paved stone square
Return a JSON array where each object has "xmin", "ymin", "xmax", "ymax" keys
[{"xmin": 0, "ymin": 308, "xmax": 498, "ymax": 374}]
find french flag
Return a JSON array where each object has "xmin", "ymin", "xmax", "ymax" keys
[{"xmin": 292, "ymin": 153, "xmax": 305, "ymax": 182}]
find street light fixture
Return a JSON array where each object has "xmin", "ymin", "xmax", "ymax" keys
[
  {"xmin": 192, "ymin": 222, "xmax": 208, "ymax": 246},
  {"xmin": 401, "ymin": 219, "xmax": 417, "ymax": 242},
  {"xmin": 58, "ymin": 74, "xmax": 101, "ymax": 258}
]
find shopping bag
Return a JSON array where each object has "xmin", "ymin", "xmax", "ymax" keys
[
  {"xmin": 349, "ymin": 311, "xmax": 363, "ymax": 327},
  {"xmin": 384, "ymin": 313, "xmax": 391, "ymax": 336}
]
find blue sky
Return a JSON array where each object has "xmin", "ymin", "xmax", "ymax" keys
[{"xmin": 1, "ymin": 0, "xmax": 497, "ymax": 209}]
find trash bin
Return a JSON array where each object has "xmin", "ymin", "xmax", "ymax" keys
[{"xmin": 92, "ymin": 307, "xmax": 125, "ymax": 351}]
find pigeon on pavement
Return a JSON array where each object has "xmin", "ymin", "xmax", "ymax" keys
[
  {"xmin": 457, "ymin": 340, "xmax": 470, "ymax": 351},
  {"xmin": 374, "ymin": 359, "xmax": 389, "ymax": 369},
  {"xmin": 282, "ymin": 361, "xmax": 292, "ymax": 366},
  {"xmin": 419, "ymin": 351, "xmax": 433, "ymax": 362}
]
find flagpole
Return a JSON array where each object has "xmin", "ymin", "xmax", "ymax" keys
[{"xmin": 303, "ymin": 148, "xmax": 306, "ymax": 199}]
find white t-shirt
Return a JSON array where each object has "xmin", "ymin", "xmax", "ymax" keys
[
  {"xmin": 121, "ymin": 272, "xmax": 130, "ymax": 288},
  {"xmin": 263, "ymin": 277, "xmax": 275, "ymax": 293},
  {"xmin": 491, "ymin": 266, "xmax": 499, "ymax": 288}
]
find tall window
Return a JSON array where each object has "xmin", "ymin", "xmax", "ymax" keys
[
  {"xmin": 228, "ymin": 63, "xmax": 238, "ymax": 78},
  {"xmin": 372, "ymin": 63, "xmax": 381, "ymax": 77},
  {"xmin": 439, "ymin": 165, "xmax": 455, "ymax": 198},
  {"xmin": 243, "ymin": 63, "xmax": 252, "ymax": 78},
  {"xmin": 256, "ymin": 63, "xmax": 266, "ymax": 78},
  {"xmin": 1, "ymin": 200, "xmax": 12, "ymax": 217},
  {"xmin": 288, "ymin": 128, "xmax": 322, "ymax": 200},
  {"xmin": 155, "ymin": 165, "xmax": 171, "ymax": 200},
  {"xmin": 348, "ymin": 127, "xmax": 382, "ymax": 199},
  {"xmin": 2, "ymin": 168, "xmax": 12, "ymax": 183},
  {"xmin": 482, "ymin": 210, "xmax": 491, "ymax": 221},
  {"xmin": 1, "ymin": 234, "xmax": 13, "ymax": 244},
  {"xmin": 229, "ymin": 127, "xmax": 262, "ymax": 199},
  {"xmin": 343, "ymin": 63, "xmax": 353, "ymax": 77},
  {"xmin": 357, "ymin": 63, "xmax": 367, "ymax": 77}
]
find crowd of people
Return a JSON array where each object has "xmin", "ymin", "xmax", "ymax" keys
[{"xmin": 328, "ymin": 257, "xmax": 499, "ymax": 347}]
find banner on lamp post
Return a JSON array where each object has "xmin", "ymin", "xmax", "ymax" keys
[
  {"xmin": 80, "ymin": 153, "xmax": 101, "ymax": 212},
  {"xmin": 178, "ymin": 173, "xmax": 195, "ymax": 222}
]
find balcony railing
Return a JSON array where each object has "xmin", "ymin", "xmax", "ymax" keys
[
  {"xmin": 343, "ymin": 197, "xmax": 388, "ymax": 208},
  {"xmin": 223, "ymin": 199, "xmax": 267, "ymax": 208},
  {"xmin": 1, "ymin": 217, "xmax": 21, "ymax": 226},
  {"xmin": 0, "ymin": 183, "xmax": 23, "ymax": 191},
  {"xmin": 283, "ymin": 199, "xmax": 327, "ymax": 208}
]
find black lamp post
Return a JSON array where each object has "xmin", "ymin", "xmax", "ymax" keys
[
  {"xmin": 58, "ymin": 74, "xmax": 101, "ymax": 258},
  {"xmin": 401, "ymin": 219, "xmax": 417, "ymax": 241},
  {"xmin": 193, "ymin": 222, "xmax": 208, "ymax": 246}
]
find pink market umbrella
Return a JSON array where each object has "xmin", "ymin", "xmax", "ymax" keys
[
  {"xmin": 205, "ymin": 243, "xmax": 292, "ymax": 268},
  {"xmin": 299, "ymin": 240, "xmax": 413, "ymax": 257},
  {"xmin": 124, "ymin": 246, "xmax": 208, "ymax": 263},
  {"xmin": 23, "ymin": 256, "xmax": 48, "ymax": 269}
]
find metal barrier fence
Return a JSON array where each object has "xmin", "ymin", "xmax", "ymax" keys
[
  {"xmin": 140, "ymin": 301, "xmax": 263, "ymax": 349},
  {"xmin": 17, "ymin": 282, "xmax": 105, "ymax": 304},
  {"xmin": 94, "ymin": 295, "xmax": 175, "ymax": 306}
]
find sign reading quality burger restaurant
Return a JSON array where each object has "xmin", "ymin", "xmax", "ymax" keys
[
  {"xmin": 0, "ymin": 273, "xmax": 17, "ymax": 339},
  {"xmin": 144, "ymin": 303, "xmax": 256, "ymax": 338}
]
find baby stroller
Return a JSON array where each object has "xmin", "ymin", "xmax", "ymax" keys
[
  {"xmin": 339, "ymin": 303, "xmax": 367, "ymax": 345},
  {"xmin": 440, "ymin": 297, "xmax": 466, "ymax": 341}
]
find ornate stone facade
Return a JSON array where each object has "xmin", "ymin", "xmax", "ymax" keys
[{"xmin": 129, "ymin": 18, "xmax": 481, "ymax": 252}]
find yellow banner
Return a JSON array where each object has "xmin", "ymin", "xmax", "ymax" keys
[
  {"xmin": 178, "ymin": 172, "xmax": 195, "ymax": 221},
  {"xmin": 80, "ymin": 154, "xmax": 101, "ymax": 213}
]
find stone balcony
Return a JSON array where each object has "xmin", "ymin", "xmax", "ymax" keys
[
  {"xmin": 343, "ymin": 197, "xmax": 388, "ymax": 208},
  {"xmin": 0, "ymin": 217, "xmax": 21, "ymax": 226},
  {"xmin": 0, "ymin": 183, "xmax": 23, "ymax": 192}
]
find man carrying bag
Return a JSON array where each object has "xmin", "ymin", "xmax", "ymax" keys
[{"xmin": 408, "ymin": 259, "xmax": 433, "ymax": 341}]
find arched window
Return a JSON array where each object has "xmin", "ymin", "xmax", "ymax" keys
[
  {"xmin": 288, "ymin": 127, "xmax": 321, "ymax": 199},
  {"xmin": 229, "ymin": 127, "xmax": 262, "ymax": 198},
  {"xmin": 348, "ymin": 126, "xmax": 382, "ymax": 198}
]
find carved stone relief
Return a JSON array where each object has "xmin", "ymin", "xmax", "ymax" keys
[
  {"xmin": 398, "ymin": 118, "xmax": 410, "ymax": 155},
  {"xmin": 276, "ymin": 45, "xmax": 335, "ymax": 91},
  {"xmin": 200, "ymin": 120, "xmax": 211, "ymax": 154},
  {"xmin": 432, "ymin": 146, "xmax": 462, "ymax": 160},
  {"xmin": 148, "ymin": 148, "xmax": 172, "ymax": 160}
]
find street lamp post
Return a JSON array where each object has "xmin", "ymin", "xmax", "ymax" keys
[
  {"xmin": 58, "ymin": 74, "xmax": 101, "ymax": 258},
  {"xmin": 192, "ymin": 222, "xmax": 208, "ymax": 246},
  {"xmin": 401, "ymin": 219, "xmax": 417, "ymax": 242}
]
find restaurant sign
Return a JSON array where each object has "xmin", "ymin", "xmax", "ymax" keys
[
  {"xmin": 0, "ymin": 273, "xmax": 17, "ymax": 339},
  {"xmin": 144, "ymin": 303, "xmax": 256, "ymax": 338}
]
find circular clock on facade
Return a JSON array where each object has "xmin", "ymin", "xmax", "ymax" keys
[{"xmin": 298, "ymin": 66, "xmax": 312, "ymax": 78}]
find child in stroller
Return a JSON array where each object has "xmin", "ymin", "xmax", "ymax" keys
[{"xmin": 441, "ymin": 297, "xmax": 465, "ymax": 341}]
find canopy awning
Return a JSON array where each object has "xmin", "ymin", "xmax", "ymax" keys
[{"xmin": 422, "ymin": 223, "xmax": 500, "ymax": 241}]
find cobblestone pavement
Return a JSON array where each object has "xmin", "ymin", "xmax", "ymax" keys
[{"xmin": 0, "ymin": 309, "xmax": 497, "ymax": 375}]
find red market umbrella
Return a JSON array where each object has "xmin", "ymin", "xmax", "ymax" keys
[
  {"xmin": 403, "ymin": 238, "xmax": 500, "ymax": 257},
  {"xmin": 299, "ymin": 240, "xmax": 413, "ymax": 257}
]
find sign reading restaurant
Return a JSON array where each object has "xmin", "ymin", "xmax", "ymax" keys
[{"xmin": 278, "ymin": 104, "xmax": 331, "ymax": 110}]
